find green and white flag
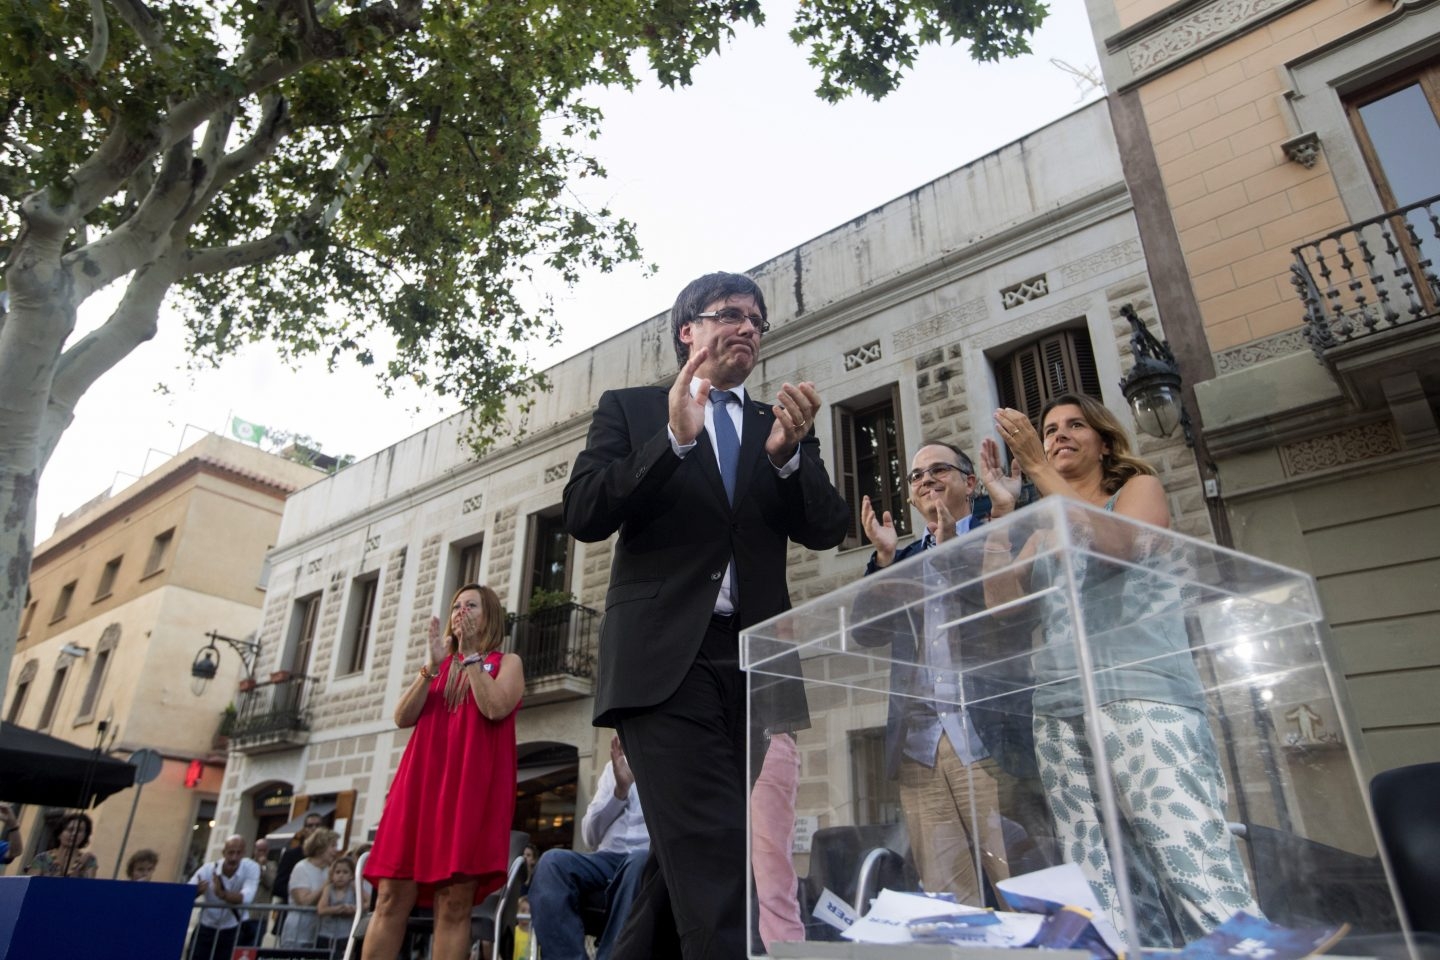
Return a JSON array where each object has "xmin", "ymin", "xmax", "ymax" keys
[{"xmin": 230, "ymin": 416, "xmax": 267, "ymax": 444}]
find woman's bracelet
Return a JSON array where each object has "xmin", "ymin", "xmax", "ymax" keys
[
  {"xmin": 460, "ymin": 652, "xmax": 484, "ymax": 668},
  {"xmin": 418, "ymin": 664, "xmax": 435, "ymax": 681}
]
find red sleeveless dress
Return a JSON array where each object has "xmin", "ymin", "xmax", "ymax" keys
[{"xmin": 364, "ymin": 652, "xmax": 518, "ymax": 905}]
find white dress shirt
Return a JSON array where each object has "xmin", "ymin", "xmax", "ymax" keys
[{"xmin": 581, "ymin": 760, "xmax": 650, "ymax": 855}]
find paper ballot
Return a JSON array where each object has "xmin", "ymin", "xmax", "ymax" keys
[
  {"xmin": 842, "ymin": 889, "xmax": 1044, "ymax": 947},
  {"xmin": 996, "ymin": 863, "xmax": 1125, "ymax": 954}
]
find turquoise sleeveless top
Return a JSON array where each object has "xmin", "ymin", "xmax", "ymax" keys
[{"xmin": 1030, "ymin": 493, "xmax": 1206, "ymax": 717}]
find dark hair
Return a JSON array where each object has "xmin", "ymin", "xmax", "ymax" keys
[
  {"xmin": 56, "ymin": 812, "xmax": 92, "ymax": 848},
  {"xmin": 126, "ymin": 848, "xmax": 159, "ymax": 877},
  {"xmin": 447, "ymin": 583, "xmax": 506, "ymax": 655},
  {"xmin": 913, "ymin": 439, "xmax": 974, "ymax": 475},
  {"xmin": 1039, "ymin": 393, "xmax": 1156, "ymax": 494},
  {"xmin": 670, "ymin": 272, "xmax": 767, "ymax": 366}
]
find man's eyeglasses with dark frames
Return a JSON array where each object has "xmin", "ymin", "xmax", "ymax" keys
[
  {"xmin": 695, "ymin": 307, "xmax": 771, "ymax": 334},
  {"xmin": 907, "ymin": 463, "xmax": 972, "ymax": 486}
]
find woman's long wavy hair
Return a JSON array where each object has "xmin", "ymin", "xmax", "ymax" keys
[
  {"xmin": 446, "ymin": 583, "xmax": 506, "ymax": 656},
  {"xmin": 1040, "ymin": 393, "xmax": 1157, "ymax": 495}
]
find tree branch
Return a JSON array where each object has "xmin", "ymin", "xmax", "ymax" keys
[
  {"xmin": 63, "ymin": 139, "xmax": 196, "ymax": 299},
  {"xmin": 50, "ymin": 255, "xmax": 178, "ymax": 412},
  {"xmin": 184, "ymin": 230, "xmax": 304, "ymax": 277},
  {"xmin": 108, "ymin": 0, "xmax": 169, "ymax": 56},
  {"xmin": 197, "ymin": 96, "xmax": 288, "ymax": 214},
  {"xmin": 85, "ymin": 0, "xmax": 109, "ymax": 75}
]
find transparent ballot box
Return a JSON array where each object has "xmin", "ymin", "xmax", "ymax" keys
[{"xmin": 742, "ymin": 498, "xmax": 1423, "ymax": 959}]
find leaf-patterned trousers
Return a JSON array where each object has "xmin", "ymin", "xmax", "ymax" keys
[{"xmin": 1034, "ymin": 700, "xmax": 1261, "ymax": 947}]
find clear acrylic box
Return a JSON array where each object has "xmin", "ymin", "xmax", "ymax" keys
[{"xmin": 743, "ymin": 498, "xmax": 1424, "ymax": 959}]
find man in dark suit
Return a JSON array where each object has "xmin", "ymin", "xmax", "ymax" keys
[
  {"xmin": 563, "ymin": 271, "xmax": 850, "ymax": 959},
  {"xmin": 856, "ymin": 440, "xmax": 1052, "ymax": 905}
]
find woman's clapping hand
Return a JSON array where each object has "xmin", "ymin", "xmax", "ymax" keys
[{"xmin": 426, "ymin": 616, "xmax": 447, "ymax": 671}]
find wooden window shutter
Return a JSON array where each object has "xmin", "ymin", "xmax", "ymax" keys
[{"xmin": 997, "ymin": 329, "xmax": 1103, "ymax": 429}]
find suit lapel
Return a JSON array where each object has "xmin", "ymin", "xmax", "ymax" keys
[
  {"xmin": 694, "ymin": 429, "xmax": 730, "ymax": 506},
  {"xmin": 733, "ymin": 396, "xmax": 771, "ymax": 507}
]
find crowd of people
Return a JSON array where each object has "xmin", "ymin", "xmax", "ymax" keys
[{"xmin": 0, "ymin": 270, "xmax": 1257, "ymax": 960}]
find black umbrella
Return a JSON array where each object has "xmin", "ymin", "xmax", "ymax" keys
[{"xmin": 0, "ymin": 721, "xmax": 137, "ymax": 808}]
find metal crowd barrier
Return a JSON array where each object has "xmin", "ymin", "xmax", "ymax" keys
[{"xmin": 183, "ymin": 898, "xmax": 357, "ymax": 960}]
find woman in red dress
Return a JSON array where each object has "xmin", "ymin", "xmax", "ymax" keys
[{"xmin": 362, "ymin": 583, "xmax": 525, "ymax": 960}]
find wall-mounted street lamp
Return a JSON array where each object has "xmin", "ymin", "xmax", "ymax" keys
[
  {"xmin": 1118, "ymin": 303, "xmax": 1194, "ymax": 446},
  {"xmin": 190, "ymin": 630, "xmax": 261, "ymax": 695}
]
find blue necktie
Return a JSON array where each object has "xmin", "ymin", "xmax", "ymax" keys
[{"xmin": 710, "ymin": 389, "xmax": 740, "ymax": 504}]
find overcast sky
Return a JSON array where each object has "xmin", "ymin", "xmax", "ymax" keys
[{"xmin": 34, "ymin": 3, "xmax": 1104, "ymax": 542}]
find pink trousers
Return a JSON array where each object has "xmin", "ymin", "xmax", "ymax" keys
[{"xmin": 751, "ymin": 733, "xmax": 804, "ymax": 948}]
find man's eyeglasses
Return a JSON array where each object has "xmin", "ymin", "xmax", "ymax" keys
[
  {"xmin": 695, "ymin": 307, "xmax": 771, "ymax": 334},
  {"xmin": 907, "ymin": 463, "xmax": 972, "ymax": 486}
]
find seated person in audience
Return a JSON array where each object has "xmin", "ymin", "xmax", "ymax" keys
[
  {"xmin": 126, "ymin": 848, "xmax": 160, "ymax": 881},
  {"xmin": 0, "ymin": 804, "xmax": 23, "ymax": 869},
  {"xmin": 24, "ymin": 812, "xmax": 98, "ymax": 878},
  {"xmin": 513, "ymin": 895, "xmax": 535, "ymax": 959},
  {"xmin": 530, "ymin": 736, "xmax": 649, "ymax": 960}
]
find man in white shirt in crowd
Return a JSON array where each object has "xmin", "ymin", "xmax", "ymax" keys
[
  {"xmin": 530, "ymin": 735, "xmax": 650, "ymax": 960},
  {"xmin": 189, "ymin": 834, "xmax": 261, "ymax": 960}
]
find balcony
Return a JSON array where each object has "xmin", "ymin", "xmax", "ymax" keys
[
  {"xmin": 229, "ymin": 673, "xmax": 315, "ymax": 754},
  {"xmin": 1291, "ymin": 193, "xmax": 1440, "ymax": 431},
  {"xmin": 507, "ymin": 602, "xmax": 597, "ymax": 706}
]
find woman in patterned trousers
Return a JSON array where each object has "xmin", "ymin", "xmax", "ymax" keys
[{"xmin": 979, "ymin": 394, "xmax": 1259, "ymax": 947}]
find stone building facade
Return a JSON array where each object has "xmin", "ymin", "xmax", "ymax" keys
[
  {"xmin": 5, "ymin": 434, "xmax": 321, "ymax": 880},
  {"xmin": 1083, "ymin": 0, "xmax": 1440, "ymax": 777},
  {"xmin": 214, "ymin": 99, "xmax": 1213, "ymax": 857}
]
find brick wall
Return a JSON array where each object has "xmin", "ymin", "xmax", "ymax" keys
[{"xmin": 1135, "ymin": 0, "xmax": 1378, "ymax": 351}]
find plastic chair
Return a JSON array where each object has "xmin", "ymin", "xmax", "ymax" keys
[
  {"xmin": 345, "ymin": 830, "xmax": 530, "ymax": 960},
  {"xmin": 796, "ymin": 823, "xmax": 916, "ymax": 941},
  {"xmin": 1241, "ymin": 822, "xmax": 1398, "ymax": 932},
  {"xmin": 1371, "ymin": 761, "xmax": 1440, "ymax": 934}
]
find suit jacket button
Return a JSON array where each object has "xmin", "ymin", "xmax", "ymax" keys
[{"xmin": 710, "ymin": 571, "xmax": 723, "ymax": 581}]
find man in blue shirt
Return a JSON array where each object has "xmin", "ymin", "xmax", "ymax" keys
[{"xmin": 858, "ymin": 440, "xmax": 1051, "ymax": 904}]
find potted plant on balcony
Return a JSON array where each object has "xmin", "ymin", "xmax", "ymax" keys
[
  {"xmin": 527, "ymin": 588, "xmax": 574, "ymax": 612},
  {"xmin": 269, "ymin": 669, "xmax": 293, "ymax": 683},
  {"xmin": 237, "ymin": 677, "xmax": 257, "ymax": 693}
]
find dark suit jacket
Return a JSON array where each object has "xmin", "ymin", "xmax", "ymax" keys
[
  {"xmin": 563, "ymin": 385, "xmax": 850, "ymax": 728},
  {"xmin": 854, "ymin": 534, "xmax": 1039, "ymax": 780}
]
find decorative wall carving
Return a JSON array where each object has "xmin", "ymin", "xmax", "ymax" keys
[
  {"xmin": 306, "ymin": 559, "xmax": 323, "ymax": 574},
  {"xmin": 972, "ymin": 295, "xmax": 1094, "ymax": 350},
  {"xmin": 843, "ymin": 340, "xmax": 883, "ymax": 370},
  {"xmin": 543, "ymin": 463, "xmax": 569, "ymax": 484},
  {"xmin": 1280, "ymin": 421, "xmax": 1400, "ymax": 476},
  {"xmin": 461, "ymin": 494, "xmax": 484, "ymax": 514},
  {"xmin": 1058, "ymin": 239, "xmax": 1144, "ymax": 286},
  {"xmin": 1001, "ymin": 275, "xmax": 1050, "ymax": 309},
  {"xmin": 1282, "ymin": 131, "xmax": 1322, "ymax": 169},
  {"xmin": 893, "ymin": 298, "xmax": 988, "ymax": 352},
  {"xmin": 758, "ymin": 360, "xmax": 834, "ymax": 399},
  {"xmin": 1213, "ymin": 328, "xmax": 1308, "ymax": 373},
  {"xmin": 365, "ymin": 536, "xmax": 381, "ymax": 552},
  {"xmin": 1124, "ymin": 0, "xmax": 1298, "ymax": 74}
]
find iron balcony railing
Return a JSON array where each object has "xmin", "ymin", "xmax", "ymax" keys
[
  {"xmin": 231, "ymin": 673, "xmax": 314, "ymax": 743},
  {"xmin": 1291, "ymin": 192, "xmax": 1440, "ymax": 357},
  {"xmin": 506, "ymin": 602, "xmax": 598, "ymax": 682}
]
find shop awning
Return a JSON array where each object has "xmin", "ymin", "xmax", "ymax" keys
[{"xmin": 264, "ymin": 801, "xmax": 337, "ymax": 843}]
